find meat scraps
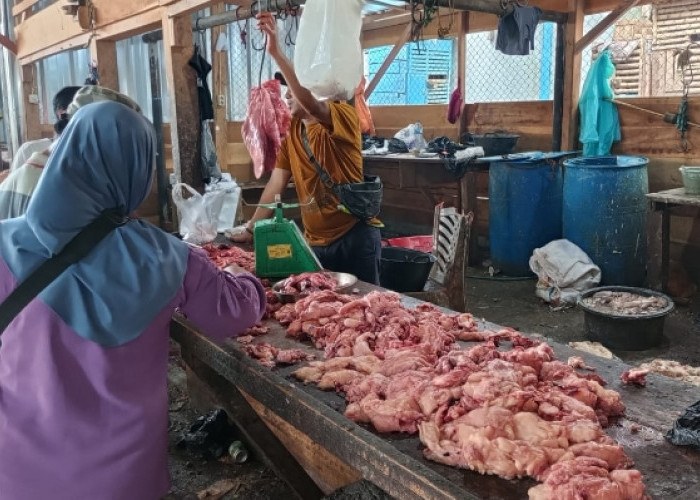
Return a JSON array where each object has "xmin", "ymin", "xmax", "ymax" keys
[
  {"xmin": 242, "ymin": 79, "xmax": 291, "ymax": 179},
  {"xmin": 275, "ymin": 290, "xmax": 484, "ymax": 360},
  {"xmin": 201, "ymin": 244, "xmax": 255, "ymax": 272},
  {"xmin": 243, "ymin": 342, "xmax": 315, "ymax": 368},
  {"xmin": 582, "ymin": 291, "xmax": 668, "ymax": 316},
  {"xmin": 621, "ymin": 369, "xmax": 650, "ymax": 387},
  {"xmin": 638, "ymin": 359, "xmax": 700, "ymax": 386},
  {"xmin": 277, "ymin": 272, "xmax": 338, "ymax": 295},
  {"xmin": 528, "ymin": 457, "xmax": 648, "ymax": 500},
  {"xmin": 286, "ymin": 289, "xmax": 645, "ymax": 499}
]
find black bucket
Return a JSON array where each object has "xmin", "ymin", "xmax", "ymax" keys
[
  {"xmin": 577, "ymin": 286, "xmax": 674, "ymax": 350},
  {"xmin": 461, "ymin": 132, "xmax": 519, "ymax": 156},
  {"xmin": 379, "ymin": 247, "xmax": 436, "ymax": 293}
]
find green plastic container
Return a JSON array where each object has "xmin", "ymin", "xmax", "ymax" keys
[{"xmin": 680, "ymin": 166, "xmax": 700, "ymax": 195}]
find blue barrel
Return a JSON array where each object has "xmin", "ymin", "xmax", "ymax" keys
[
  {"xmin": 489, "ymin": 154, "xmax": 564, "ymax": 276},
  {"xmin": 563, "ymin": 156, "xmax": 648, "ymax": 286}
]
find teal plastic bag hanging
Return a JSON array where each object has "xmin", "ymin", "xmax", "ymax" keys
[{"xmin": 578, "ymin": 50, "xmax": 621, "ymax": 156}]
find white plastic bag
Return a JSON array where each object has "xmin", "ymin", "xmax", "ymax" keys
[
  {"xmin": 171, "ymin": 183, "xmax": 225, "ymax": 245},
  {"xmin": 529, "ymin": 239, "xmax": 601, "ymax": 306},
  {"xmin": 294, "ymin": 0, "xmax": 365, "ymax": 100},
  {"xmin": 205, "ymin": 179, "xmax": 241, "ymax": 232},
  {"xmin": 394, "ymin": 123, "xmax": 417, "ymax": 150}
]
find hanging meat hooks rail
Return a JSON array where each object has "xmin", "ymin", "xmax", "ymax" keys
[{"xmin": 191, "ymin": 0, "xmax": 567, "ymax": 31}]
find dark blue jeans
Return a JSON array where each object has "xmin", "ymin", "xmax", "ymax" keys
[{"xmin": 311, "ymin": 222, "xmax": 381, "ymax": 285}]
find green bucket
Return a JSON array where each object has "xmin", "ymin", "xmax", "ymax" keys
[{"xmin": 680, "ymin": 166, "xmax": 700, "ymax": 195}]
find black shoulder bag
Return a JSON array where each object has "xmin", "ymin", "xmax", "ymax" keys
[
  {"xmin": 0, "ymin": 209, "xmax": 128, "ymax": 336},
  {"xmin": 301, "ymin": 123, "xmax": 383, "ymax": 221}
]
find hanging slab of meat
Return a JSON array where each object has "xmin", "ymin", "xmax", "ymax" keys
[{"xmin": 242, "ymin": 79, "xmax": 291, "ymax": 179}]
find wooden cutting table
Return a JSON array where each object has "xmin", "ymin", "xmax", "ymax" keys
[
  {"xmin": 647, "ymin": 188, "xmax": 700, "ymax": 292},
  {"xmin": 171, "ymin": 282, "xmax": 700, "ymax": 500}
]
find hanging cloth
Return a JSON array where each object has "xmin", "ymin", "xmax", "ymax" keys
[
  {"xmin": 188, "ymin": 44, "xmax": 215, "ymax": 120},
  {"xmin": 495, "ymin": 5, "xmax": 542, "ymax": 56},
  {"xmin": 188, "ymin": 45, "xmax": 221, "ymax": 182},
  {"xmin": 578, "ymin": 50, "xmax": 621, "ymax": 156},
  {"xmin": 447, "ymin": 77, "xmax": 463, "ymax": 124}
]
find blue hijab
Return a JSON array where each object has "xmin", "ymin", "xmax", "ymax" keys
[{"xmin": 0, "ymin": 101, "xmax": 188, "ymax": 347}]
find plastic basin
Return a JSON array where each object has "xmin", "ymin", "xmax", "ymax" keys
[
  {"xmin": 379, "ymin": 247, "xmax": 436, "ymax": 293},
  {"xmin": 680, "ymin": 166, "xmax": 700, "ymax": 195},
  {"xmin": 577, "ymin": 286, "xmax": 674, "ymax": 350}
]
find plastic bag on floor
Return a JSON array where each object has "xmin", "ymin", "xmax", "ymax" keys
[
  {"xmin": 294, "ymin": 0, "xmax": 364, "ymax": 100},
  {"xmin": 666, "ymin": 400, "xmax": 700, "ymax": 450},
  {"xmin": 172, "ymin": 183, "xmax": 225, "ymax": 245},
  {"xmin": 178, "ymin": 409, "xmax": 236, "ymax": 459},
  {"xmin": 529, "ymin": 239, "xmax": 601, "ymax": 306}
]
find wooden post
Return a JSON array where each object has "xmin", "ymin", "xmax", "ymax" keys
[
  {"xmin": 211, "ymin": 2, "xmax": 229, "ymax": 178},
  {"xmin": 457, "ymin": 11, "xmax": 468, "ymax": 111},
  {"xmin": 561, "ymin": 0, "xmax": 583, "ymax": 151},
  {"xmin": 21, "ymin": 64, "xmax": 41, "ymax": 141},
  {"xmin": 552, "ymin": 22, "xmax": 565, "ymax": 152},
  {"xmin": 162, "ymin": 11, "xmax": 202, "ymax": 191},
  {"xmin": 88, "ymin": 39, "xmax": 119, "ymax": 91}
]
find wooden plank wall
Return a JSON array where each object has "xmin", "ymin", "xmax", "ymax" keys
[{"xmin": 612, "ymin": 97, "xmax": 700, "ymax": 282}]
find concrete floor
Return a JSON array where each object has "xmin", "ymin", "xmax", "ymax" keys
[
  {"xmin": 464, "ymin": 268, "xmax": 700, "ymax": 366},
  {"xmin": 166, "ymin": 273, "xmax": 700, "ymax": 499}
]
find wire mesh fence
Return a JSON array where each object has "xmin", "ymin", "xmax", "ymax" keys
[
  {"xmin": 464, "ymin": 22, "xmax": 556, "ymax": 103},
  {"xmin": 582, "ymin": 1, "xmax": 700, "ymax": 98},
  {"xmin": 363, "ymin": 37, "xmax": 458, "ymax": 106}
]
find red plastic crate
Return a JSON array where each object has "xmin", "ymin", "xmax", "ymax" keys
[{"xmin": 382, "ymin": 235, "xmax": 434, "ymax": 254}]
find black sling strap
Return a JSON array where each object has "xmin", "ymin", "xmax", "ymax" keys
[
  {"xmin": 300, "ymin": 123, "xmax": 335, "ymax": 189},
  {"xmin": 0, "ymin": 209, "xmax": 127, "ymax": 335}
]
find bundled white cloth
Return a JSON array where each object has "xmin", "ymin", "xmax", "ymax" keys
[{"xmin": 529, "ymin": 239, "xmax": 601, "ymax": 306}]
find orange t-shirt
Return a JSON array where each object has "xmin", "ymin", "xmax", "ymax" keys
[{"xmin": 276, "ymin": 103, "xmax": 370, "ymax": 247}]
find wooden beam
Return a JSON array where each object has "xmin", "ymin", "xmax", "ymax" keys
[
  {"xmin": 162, "ymin": 11, "xmax": 202, "ymax": 190},
  {"xmin": 11, "ymin": 0, "xmax": 41, "ymax": 17},
  {"xmin": 0, "ymin": 34, "xmax": 17, "ymax": 54},
  {"xmin": 365, "ymin": 22, "xmax": 414, "ymax": 99},
  {"xmin": 457, "ymin": 11, "xmax": 468, "ymax": 135},
  {"xmin": 88, "ymin": 39, "xmax": 119, "ymax": 90},
  {"xmin": 211, "ymin": 2, "xmax": 229, "ymax": 177},
  {"xmin": 20, "ymin": 64, "xmax": 41, "ymax": 141},
  {"xmin": 561, "ymin": 0, "xmax": 584, "ymax": 150},
  {"xmin": 552, "ymin": 21, "xmax": 565, "ymax": 151},
  {"xmin": 574, "ymin": 0, "xmax": 639, "ymax": 53}
]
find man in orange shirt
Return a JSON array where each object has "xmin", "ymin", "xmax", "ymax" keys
[{"xmin": 231, "ymin": 12, "xmax": 381, "ymax": 284}]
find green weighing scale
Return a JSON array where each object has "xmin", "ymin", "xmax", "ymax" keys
[{"xmin": 253, "ymin": 195, "xmax": 323, "ymax": 279}]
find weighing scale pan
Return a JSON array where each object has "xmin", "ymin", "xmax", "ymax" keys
[{"xmin": 272, "ymin": 271, "xmax": 358, "ymax": 303}]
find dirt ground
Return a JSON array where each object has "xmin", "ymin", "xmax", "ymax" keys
[{"xmin": 165, "ymin": 269, "xmax": 700, "ymax": 499}]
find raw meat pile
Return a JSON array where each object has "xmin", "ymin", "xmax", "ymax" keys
[
  {"xmin": 242, "ymin": 342, "xmax": 315, "ymax": 368},
  {"xmin": 276, "ymin": 272, "xmax": 338, "ymax": 295},
  {"xmin": 284, "ymin": 290, "xmax": 648, "ymax": 500},
  {"xmin": 274, "ymin": 290, "xmax": 484, "ymax": 360},
  {"xmin": 201, "ymin": 243, "xmax": 256, "ymax": 273},
  {"xmin": 242, "ymin": 79, "xmax": 292, "ymax": 179},
  {"xmin": 582, "ymin": 291, "xmax": 668, "ymax": 316}
]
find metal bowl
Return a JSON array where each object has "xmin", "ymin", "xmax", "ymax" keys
[{"xmin": 272, "ymin": 272, "xmax": 358, "ymax": 303}]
